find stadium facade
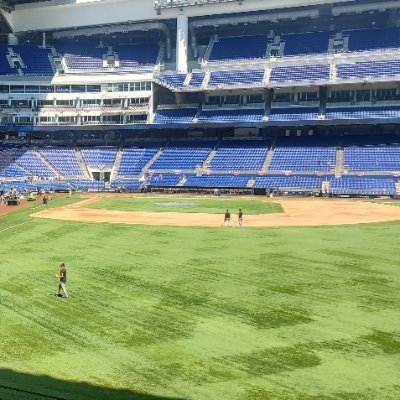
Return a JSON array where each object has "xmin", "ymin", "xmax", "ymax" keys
[{"xmin": 0, "ymin": 0, "xmax": 400, "ymax": 196}]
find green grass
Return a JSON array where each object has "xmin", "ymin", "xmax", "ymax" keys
[
  {"xmin": 85, "ymin": 196, "xmax": 283, "ymax": 215},
  {"xmin": 0, "ymin": 195, "xmax": 399, "ymax": 400}
]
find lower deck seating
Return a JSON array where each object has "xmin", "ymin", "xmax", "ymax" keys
[
  {"xmin": 254, "ymin": 175, "xmax": 323, "ymax": 189},
  {"xmin": 70, "ymin": 180, "xmax": 105, "ymax": 190},
  {"xmin": 209, "ymin": 140, "xmax": 269, "ymax": 171},
  {"xmin": 110, "ymin": 179, "xmax": 142, "ymax": 190},
  {"xmin": 343, "ymin": 145, "xmax": 400, "ymax": 172},
  {"xmin": 270, "ymin": 137, "xmax": 337, "ymax": 172},
  {"xmin": 330, "ymin": 176, "xmax": 396, "ymax": 195},
  {"xmin": 149, "ymin": 145, "xmax": 212, "ymax": 170},
  {"xmin": 117, "ymin": 148, "xmax": 159, "ymax": 177},
  {"xmin": 148, "ymin": 173, "xmax": 182, "ymax": 186},
  {"xmin": 184, "ymin": 175, "xmax": 249, "ymax": 188}
]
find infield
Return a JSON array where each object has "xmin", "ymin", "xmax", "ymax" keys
[{"xmin": 31, "ymin": 195, "xmax": 400, "ymax": 227}]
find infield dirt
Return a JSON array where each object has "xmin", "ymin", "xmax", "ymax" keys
[{"xmin": 31, "ymin": 196, "xmax": 400, "ymax": 227}]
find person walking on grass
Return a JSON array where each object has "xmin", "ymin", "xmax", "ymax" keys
[
  {"xmin": 221, "ymin": 209, "xmax": 233, "ymax": 227},
  {"xmin": 55, "ymin": 263, "xmax": 69, "ymax": 298},
  {"xmin": 238, "ymin": 209, "xmax": 243, "ymax": 227}
]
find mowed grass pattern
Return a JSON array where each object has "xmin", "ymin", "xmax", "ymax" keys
[
  {"xmin": 0, "ymin": 196, "xmax": 399, "ymax": 400},
  {"xmin": 86, "ymin": 196, "xmax": 283, "ymax": 214}
]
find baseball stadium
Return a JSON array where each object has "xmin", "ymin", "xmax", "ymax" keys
[{"xmin": 0, "ymin": 0, "xmax": 400, "ymax": 399}]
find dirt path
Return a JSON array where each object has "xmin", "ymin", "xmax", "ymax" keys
[{"xmin": 30, "ymin": 197, "xmax": 400, "ymax": 227}]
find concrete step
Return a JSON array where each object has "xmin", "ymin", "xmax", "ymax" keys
[{"xmin": 76, "ymin": 149, "xmax": 92, "ymax": 179}]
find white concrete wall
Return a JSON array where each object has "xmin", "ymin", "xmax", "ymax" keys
[{"xmin": 176, "ymin": 14, "xmax": 188, "ymax": 73}]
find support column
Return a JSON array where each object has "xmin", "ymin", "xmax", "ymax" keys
[{"xmin": 176, "ymin": 14, "xmax": 188, "ymax": 73}]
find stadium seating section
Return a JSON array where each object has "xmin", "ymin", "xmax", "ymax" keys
[
  {"xmin": 148, "ymin": 173, "xmax": 182, "ymax": 186},
  {"xmin": 281, "ymin": 32, "xmax": 331, "ymax": 56},
  {"xmin": 208, "ymin": 35, "xmax": 269, "ymax": 61},
  {"xmin": 208, "ymin": 70, "xmax": 265, "ymax": 87},
  {"xmin": 149, "ymin": 144, "xmax": 213, "ymax": 171},
  {"xmin": 345, "ymin": 27, "xmax": 400, "ymax": 52},
  {"xmin": 117, "ymin": 44, "xmax": 159, "ymax": 67},
  {"xmin": 209, "ymin": 141, "xmax": 269, "ymax": 171},
  {"xmin": 154, "ymin": 108, "xmax": 198, "ymax": 124},
  {"xmin": 269, "ymin": 107, "xmax": 320, "ymax": 121},
  {"xmin": 80, "ymin": 148, "xmax": 117, "ymax": 167},
  {"xmin": 330, "ymin": 176, "xmax": 396, "ymax": 195},
  {"xmin": 325, "ymin": 106, "xmax": 400, "ymax": 120},
  {"xmin": 197, "ymin": 109, "xmax": 265, "ymax": 123},
  {"xmin": 337, "ymin": 60, "xmax": 400, "ymax": 80},
  {"xmin": 0, "ymin": 137, "xmax": 399, "ymax": 196},
  {"xmin": 270, "ymin": 64, "xmax": 330, "ymax": 83},
  {"xmin": 269, "ymin": 137, "xmax": 337, "ymax": 172},
  {"xmin": 254, "ymin": 175, "xmax": 323, "ymax": 189},
  {"xmin": 117, "ymin": 148, "xmax": 159, "ymax": 177},
  {"xmin": 12, "ymin": 45, "xmax": 53, "ymax": 75},
  {"xmin": 184, "ymin": 175, "xmax": 249, "ymax": 188}
]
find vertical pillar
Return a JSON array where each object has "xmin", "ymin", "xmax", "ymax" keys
[{"xmin": 176, "ymin": 14, "xmax": 188, "ymax": 73}]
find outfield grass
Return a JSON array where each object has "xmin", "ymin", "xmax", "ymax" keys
[
  {"xmin": 86, "ymin": 196, "xmax": 283, "ymax": 215},
  {"xmin": 0, "ymin": 195, "xmax": 399, "ymax": 400}
]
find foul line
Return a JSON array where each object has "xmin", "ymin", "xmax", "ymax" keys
[
  {"xmin": 0, "ymin": 384, "xmax": 67, "ymax": 399},
  {"xmin": 0, "ymin": 218, "xmax": 38, "ymax": 234}
]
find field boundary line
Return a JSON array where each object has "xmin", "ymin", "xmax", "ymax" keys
[
  {"xmin": 0, "ymin": 218, "xmax": 38, "ymax": 234},
  {"xmin": 0, "ymin": 384, "xmax": 67, "ymax": 400}
]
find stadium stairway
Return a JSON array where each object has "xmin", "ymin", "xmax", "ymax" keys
[
  {"xmin": 260, "ymin": 137, "xmax": 276, "ymax": 172},
  {"xmin": 203, "ymin": 148, "xmax": 218, "ymax": 168},
  {"xmin": 177, "ymin": 176, "xmax": 187, "ymax": 186},
  {"xmin": 396, "ymin": 182, "xmax": 400, "ymax": 196},
  {"xmin": 34, "ymin": 149, "xmax": 60, "ymax": 177},
  {"xmin": 335, "ymin": 148, "xmax": 344, "ymax": 177},
  {"xmin": 111, "ymin": 148, "xmax": 123, "ymax": 180},
  {"xmin": 76, "ymin": 149, "xmax": 92, "ymax": 179},
  {"xmin": 246, "ymin": 177, "xmax": 255, "ymax": 188},
  {"xmin": 11, "ymin": 162, "xmax": 32, "ymax": 177},
  {"xmin": 183, "ymin": 73, "xmax": 192, "ymax": 86},
  {"xmin": 261, "ymin": 147, "xmax": 275, "ymax": 172},
  {"xmin": 143, "ymin": 148, "xmax": 164, "ymax": 172},
  {"xmin": 322, "ymin": 180, "xmax": 330, "ymax": 194}
]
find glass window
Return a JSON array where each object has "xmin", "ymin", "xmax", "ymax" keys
[
  {"xmin": 87, "ymin": 85, "xmax": 101, "ymax": 93},
  {"xmin": 55, "ymin": 85, "xmax": 70, "ymax": 93},
  {"xmin": 274, "ymin": 93, "xmax": 291, "ymax": 103},
  {"xmin": 224, "ymin": 95, "xmax": 240, "ymax": 105},
  {"xmin": 11, "ymin": 100, "xmax": 29, "ymax": 107},
  {"xmin": 56, "ymin": 100, "xmax": 74, "ymax": 106},
  {"xmin": 206, "ymin": 96, "xmax": 221, "ymax": 105},
  {"xmin": 0, "ymin": 85, "xmax": 9, "ymax": 93},
  {"xmin": 10, "ymin": 86, "xmax": 24, "ymax": 93},
  {"xmin": 71, "ymin": 85, "xmax": 86, "ymax": 93},
  {"xmin": 40, "ymin": 86, "xmax": 54, "ymax": 93},
  {"xmin": 25, "ymin": 86, "xmax": 40, "ymax": 93},
  {"xmin": 247, "ymin": 94, "xmax": 264, "ymax": 104},
  {"xmin": 37, "ymin": 100, "xmax": 54, "ymax": 107},
  {"xmin": 82, "ymin": 99, "xmax": 101, "ymax": 105}
]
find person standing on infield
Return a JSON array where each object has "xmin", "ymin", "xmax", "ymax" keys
[
  {"xmin": 55, "ymin": 263, "xmax": 69, "ymax": 298},
  {"xmin": 238, "ymin": 209, "xmax": 243, "ymax": 227},
  {"xmin": 221, "ymin": 209, "xmax": 233, "ymax": 226}
]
